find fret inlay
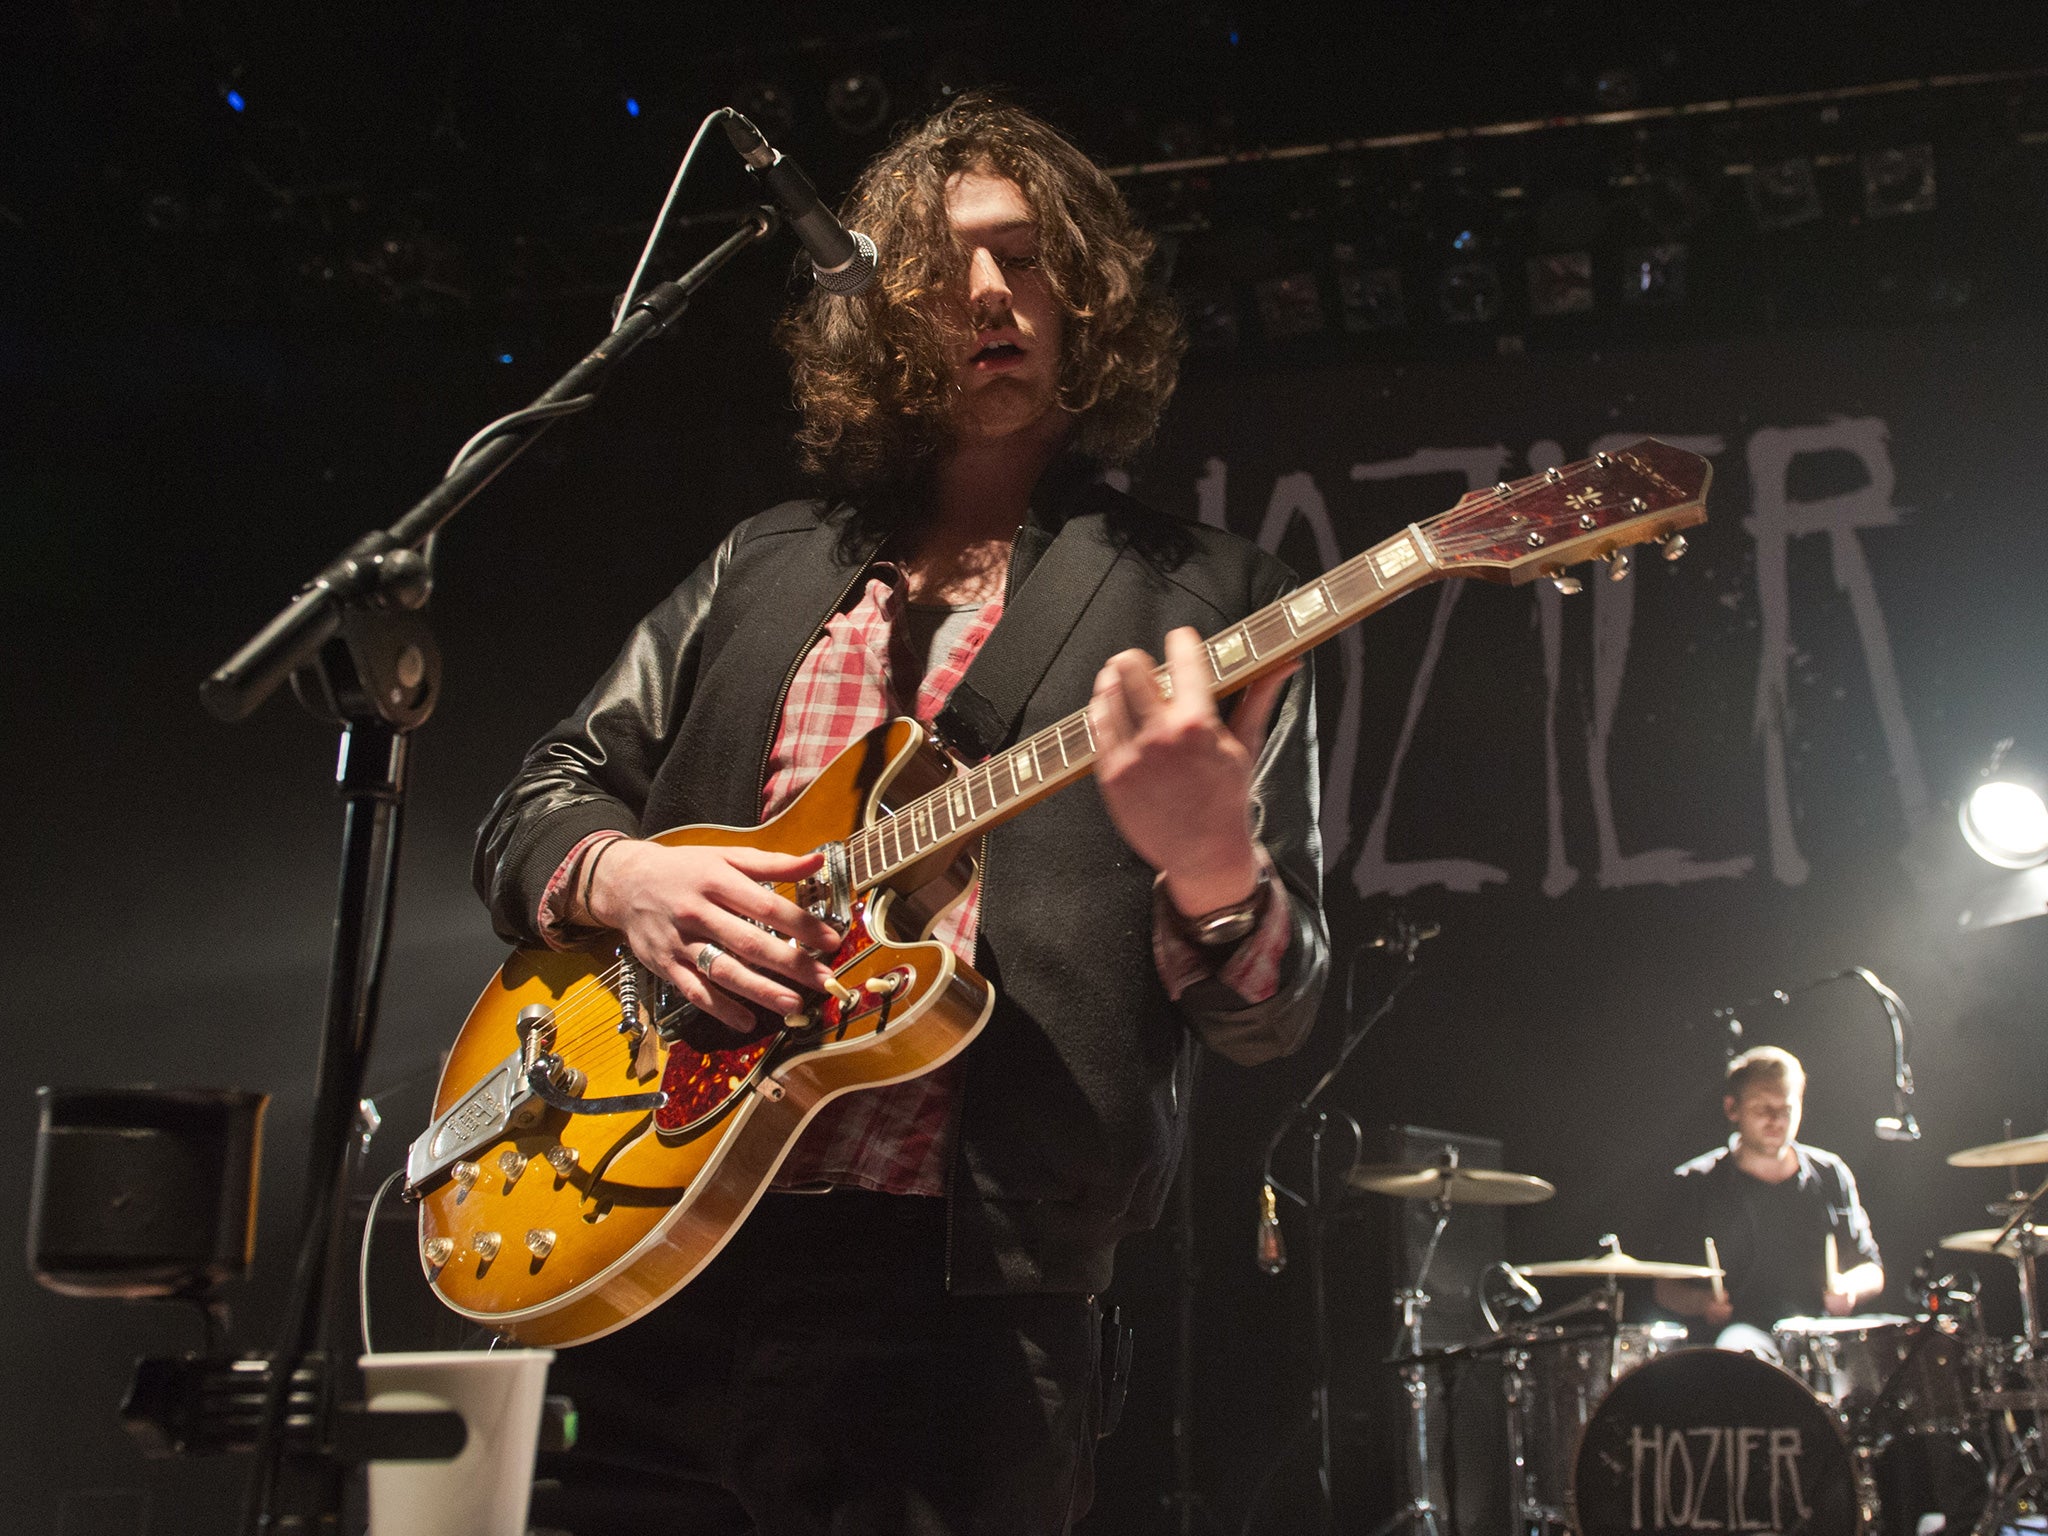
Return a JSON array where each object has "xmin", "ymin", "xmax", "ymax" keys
[
  {"xmin": 1284, "ymin": 586, "xmax": 1330, "ymax": 629},
  {"xmin": 1373, "ymin": 537, "xmax": 1419, "ymax": 580}
]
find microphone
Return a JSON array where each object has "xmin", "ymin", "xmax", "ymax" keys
[
  {"xmin": 1847, "ymin": 966, "xmax": 1923, "ymax": 1141},
  {"xmin": 1256, "ymin": 1180, "xmax": 1286, "ymax": 1276},
  {"xmin": 1368, "ymin": 915, "xmax": 1441, "ymax": 961},
  {"xmin": 722, "ymin": 111, "xmax": 878, "ymax": 295}
]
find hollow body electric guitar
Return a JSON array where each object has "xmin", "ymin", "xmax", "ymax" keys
[{"xmin": 408, "ymin": 439, "xmax": 1711, "ymax": 1345}]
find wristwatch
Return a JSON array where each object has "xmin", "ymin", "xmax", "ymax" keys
[{"xmin": 1179, "ymin": 864, "xmax": 1273, "ymax": 948}]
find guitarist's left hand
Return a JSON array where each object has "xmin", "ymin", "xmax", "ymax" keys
[{"xmin": 1088, "ymin": 626, "xmax": 1295, "ymax": 919}]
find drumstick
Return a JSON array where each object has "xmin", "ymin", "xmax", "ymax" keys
[
  {"xmin": 1704, "ymin": 1237, "xmax": 1726, "ymax": 1302},
  {"xmin": 1825, "ymin": 1232, "xmax": 1840, "ymax": 1294}
]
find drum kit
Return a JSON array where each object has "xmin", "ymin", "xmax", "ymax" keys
[{"xmin": 1350, "ymin": 1128, "xmax": 2048, "ymax": 1536}]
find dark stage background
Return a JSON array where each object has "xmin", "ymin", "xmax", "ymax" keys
[{"xmin": 6, "ymin": 8, "xmax": 2048, "ymax": 1535}]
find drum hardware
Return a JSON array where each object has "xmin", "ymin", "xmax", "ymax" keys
[
  {"xmin": 1349, "ymin": 1148, "xmax": 1557, "ymax": 1536},
  {"xmin": 1940, "ymin": 1172, "xmax": 2048, "ymax": 1536},
  {"xmin": 1490, "ymin": 1240, "xmax": 1703, "ymax": 1530},
  {"xmin": 1251, "ymin": 921, "xmax": 1432, "ymax": 1536}
]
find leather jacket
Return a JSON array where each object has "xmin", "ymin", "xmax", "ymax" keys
[{"xmin": 473, "ymin": 477, "xmax": 1328, "ymax": 1293}]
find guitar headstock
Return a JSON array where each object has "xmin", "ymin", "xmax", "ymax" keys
[{"xmin": 1423, "ymin": 439, "xmax": 1711, "ymax": 588}]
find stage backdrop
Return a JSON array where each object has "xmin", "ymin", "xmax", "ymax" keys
[{"xmin": 5, "ymin": 308, "xmax": 2045, "ymax": 1535}]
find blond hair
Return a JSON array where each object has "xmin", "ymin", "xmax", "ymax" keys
[{"xmin": 1725, "ymin": 1045, "xmax": 1805, "ymax": 1101}]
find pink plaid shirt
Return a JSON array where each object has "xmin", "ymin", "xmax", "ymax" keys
[{"xmin": 543, "ymin": 566, "xmax": 1290, "ymax": 1196}]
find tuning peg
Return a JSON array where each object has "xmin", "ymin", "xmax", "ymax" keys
[
  {"xmin": 1549, "ymin": 570, "xmax": 1584, "ymax": 595},
  {"xmin": 1662, "ymin": 533, "xmax": 1688, "ymax": 561},
  {"xmin": 1605, "ymin": 551, "xmax": 1631, "ymax": 581}
]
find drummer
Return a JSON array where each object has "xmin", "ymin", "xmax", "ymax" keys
[{"xmin": 1653, "ymin": 1046, "xmax": 1885, "ymax": 1344}]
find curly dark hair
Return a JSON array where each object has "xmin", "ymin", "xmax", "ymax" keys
[{"xmin": 778, "ymin": 95, "xmax": 1183, "ymax": 515}]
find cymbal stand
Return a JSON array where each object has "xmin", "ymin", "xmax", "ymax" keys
[
  {"xmin": 1366, "ymin": 1182, "xmax": 1453, "ymax": 1536},
  {"xmin": 1974, "ymin": 1178, "xmax": 2046, "ymax": 1536}
]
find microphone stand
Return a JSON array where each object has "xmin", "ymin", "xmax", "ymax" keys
[
  {"xmin": 1704, "ymin": 965, "xmax": 1920, "ymax": 1142},
  {"xmin": 202, "ymin": 203, "xmax": 781, "ymax": 1536},
  {"xmin": 1254, "ymin": 918, "xmax": 1433, "ymax": 1536}
]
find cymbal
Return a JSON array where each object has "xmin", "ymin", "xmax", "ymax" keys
[
  {"xmin": 1515, "ymin": 1251, "xmax": 1724, "ymax": 1281},
  {"xmin": 1345, "ymin": 1164, "xmax": 1557, "ymax": 1205},
  {"xmin": 1940, "ymin": 1225, "xmax": 2046, "ymax": 1257},
  {"xmin": 1947, "ymin": 1131, "xmax": 2048, "ymax": 1169}
]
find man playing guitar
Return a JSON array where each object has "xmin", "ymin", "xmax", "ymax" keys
[{"xmin": 475, "ymin": 95, "xmax": 1329, "ymax": 1534}]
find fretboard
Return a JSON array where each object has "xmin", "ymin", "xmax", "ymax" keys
[{"xmin": 842, "ymin": 519, "xmax": 1444, "ymax": 892}]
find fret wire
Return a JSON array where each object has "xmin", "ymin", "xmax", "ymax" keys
[{"xmin": 887, "ymin": 815, "xmax": 903, "ymax": 869}]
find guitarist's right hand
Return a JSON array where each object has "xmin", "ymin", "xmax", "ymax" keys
[{"xmin": 584, "ymin": 840, "xmax": 844, "ymax": 1033}]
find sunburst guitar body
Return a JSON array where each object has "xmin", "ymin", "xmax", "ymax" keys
[{"xmin": 413, "ymin": 717, "xmax": 992, "ymax": 1346}]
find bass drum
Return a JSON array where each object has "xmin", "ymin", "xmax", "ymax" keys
[
  {"xmin": 1870, "ymin": 1432, "xmax": 1989, "ymax": 1536},
  {"xmin": 1574, "ymin": 1349, "xmax": 1859, "ymax": 1536}
]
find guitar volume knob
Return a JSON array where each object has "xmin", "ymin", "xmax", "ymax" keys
[
  {"xmin": 451, "ymin": 1160, "xmax": 481, "ymax": 1190},
  {"xmin": 544, "ymin": 1145, "xmax": 579, "ymax": 1175},
  {"xmin": 473, "ymin": 1230, "xmax": 502, "ymax": 1261},
  {"xmin": 422, "ymin": 1236, "xmax": 454, "ymax": 1268},
  {"xmin": 499, "ymin": 1149, "xmax": 529, "ymax": 1181},
  {"xmin": 525, "ymin": 1228, "xmax": 557, "ymax": 1259}
]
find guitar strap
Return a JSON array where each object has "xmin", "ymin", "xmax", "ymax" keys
[{"xmin": 930, "ymin": 488, "xmax": 1126, "ymax": 764}]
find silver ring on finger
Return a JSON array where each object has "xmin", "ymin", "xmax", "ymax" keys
[{"xmin": 693, "ymin": 942, "xmax": 726, "ymax": 980}]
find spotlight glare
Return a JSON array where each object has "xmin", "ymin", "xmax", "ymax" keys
[
  {"xmin": 625, "ymin": 97, "xmax": 640, "ymax": 119},
  {"xmin": 225, "ymin": 89, "xmax": 247, "ymax": 113},
  {"xmin": 1961, "ymin": 780, "xmax": 2048, "ymax": 869}
]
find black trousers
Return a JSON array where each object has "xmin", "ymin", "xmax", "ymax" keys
[{"xmin": 527, "ymin": 1190, "xmax": 1101, "ymax": 1536}]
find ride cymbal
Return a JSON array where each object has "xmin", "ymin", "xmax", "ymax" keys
[
  {"xmin": 1345, "ymin": 1164, "xmax": 1557, "ymax": 1205},
  {"xmin": 1940, "ymin": 1225, "xmax": 2045, "ymax": 1257},
  {"xmin": 1514, "ymin": 1251, "xmax": 1724, "ymax": 1281},
  {"xmin": 1946, "ymin": 1131, "xmax": 2048, "ymax": 1168}
]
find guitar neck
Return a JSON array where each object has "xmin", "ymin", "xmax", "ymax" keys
[{"xmin": 843, "ymin": 521, "xmax": 1444, "ymax": 893}]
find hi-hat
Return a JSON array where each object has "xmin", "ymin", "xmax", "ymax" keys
[
  {"xmin": 1947, "ymin": 1131, "xmax": 2048, "ymax": 1169},
  {"xmin": 1346, "ymin": 1164, "xmax": 1556, "ymax": 1205},
  {"xmin": 1514, "ymin": 1250, "xmax": 1724, "ymax": 1281},
  {"xmin": 1940, "ymin": 1225, "xmax": 2045, "ymax": 1257}
]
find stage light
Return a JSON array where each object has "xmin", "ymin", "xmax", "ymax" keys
[
  {"xmin": 732, "ymin": 82, "xmax": 795, "ymax": 142},
  {"xmin": 224, "ymin": 88, "xmax": 246, "ymax": 113},
  {"xmin": 1960, "ymin": 742, "xmax": 2048, "ymax": 870},
  {"xmin": 624, "ymin": 96, "xmax": 640, "ymax": 119},
  {"xmin": 1253, "ymin": 271, "xmax": 1325, "ymax": 340},
  {"xmin": 924, "ymin": 50, "xmax": 986, "ymax": 105},
  {"xmin": 1527, "ymin": 251, "xmax": 1594, "ymax": 316},
  {"xmin": 1179, "ymin": 281, "xmax": 1242, "ymax": 352},
  {"xmin": 1335, "ymin": 259, "xmax": 1404, "ymax": 331},
  {"xmin": 1437, "ymin": 262, "xmax": 1502, "ymax": 324},
  {"xmin": 1620, "ymin": 242, "xmax": 1686, "ymax": 306},
  {"xmin": 1747, "ymin": 158, "xmax": 1823, "ymax": 230},
  {"xmin": 1862, "ymin": 144, "xmax": 1936, "ymax": 218},
  {"xmin": 825, "ymin": 72, "xmax": 891, "ymax": 136},
  {"xmin": 497, "ymin": 352, "xmax": 514, "ymax": 365}
]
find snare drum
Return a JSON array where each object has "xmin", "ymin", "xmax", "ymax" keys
[
  {"xmin": 1772, "ymin": 1314, "xmax": 1972, "ymax": 1436},
  {"xmin": 1506, "ymin": 1321, "xmax": 1688, "ymax": 1523},
  {"xmin": 1573, "ymin": 1349, "xmax": 1859, "ymax": 1536}
]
